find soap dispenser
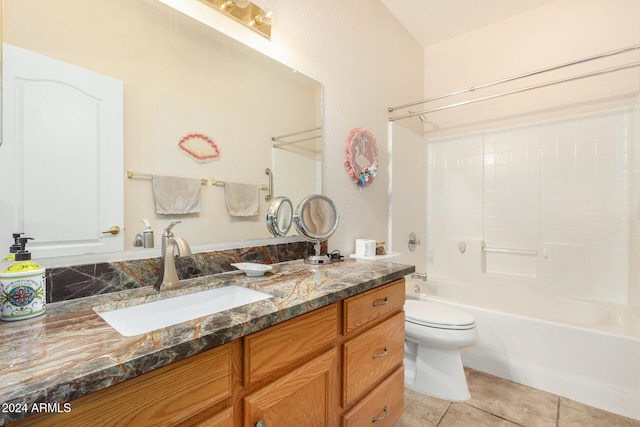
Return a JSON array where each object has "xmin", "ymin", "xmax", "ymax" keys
[
  {"xmin": 0, "ymin": 237, "xmax": 46, "ymax": 321},
  {"xmin": 141, "ymin": 219, "xmax": 154, "ymax": 248},
  {"xmin": 133, "ymin": 219, "xmax": 154, "ymax": 249}
]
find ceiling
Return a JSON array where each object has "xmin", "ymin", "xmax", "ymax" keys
[{"xmin": 380, "ymin": 0, "xmax": 558, "ymax": 48}]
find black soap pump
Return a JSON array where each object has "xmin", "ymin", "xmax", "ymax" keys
[{"xmin": 3, "ymin": 233, "xmax": 23, "ymax": 261}]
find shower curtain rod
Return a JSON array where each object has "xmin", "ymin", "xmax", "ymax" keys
[
  {"xmin": 388, "ymin": 44, "xmax": 640, "ymax": 114},
  {"xmin": 388, "ymin": 61, "xmax": 640, "ymax": 122},
  {"xmin": 272, "ymin": 126, "xmax": 321, "ymax": 142}
]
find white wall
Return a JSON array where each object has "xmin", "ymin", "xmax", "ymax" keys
[
  {"xmin": 419, "ymin": 0, "xmax": 640, "ymax": 304},
  {"xmin": 421, "ymin": 0, "xmax": 640, "ymax": 138},
  {"xmin": 163, "ymin": 0, "xmax": 424, "ymax": 255}
]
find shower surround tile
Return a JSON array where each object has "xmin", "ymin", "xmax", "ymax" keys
[{"xmin": 427, "ymin": 107, "xmax": 634, "ymax": 304}]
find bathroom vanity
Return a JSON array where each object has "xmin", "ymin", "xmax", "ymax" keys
[{"xmin": 0, "ymin": 259, "xmax": 413, "ymax": 426}]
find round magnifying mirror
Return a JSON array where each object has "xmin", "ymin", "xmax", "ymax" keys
[
  {"xmin": 293, "ymin": 194, "xmax": 340, "ymax": 264},
  {"xmin": 266, "ymin": 197, "xmax": 293, "ymax": 237}
]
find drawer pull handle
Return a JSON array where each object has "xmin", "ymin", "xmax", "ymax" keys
[
  {"xmin": 373, "ymin": 297, "xmax": 388, "ymax": 307},
  {"xmin": 256, "ymin": 420, "xmax": 266, "ymax": 427},
  {"xmin": 372, "ymin": 346, "xmax": 388, "ymax": 359},
  {"xmin": 372, "ymin": 405, "xmax": 388, "ymax": 423}
]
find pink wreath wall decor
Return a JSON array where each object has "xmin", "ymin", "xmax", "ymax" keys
[
  {"xmin": 344, "ymin": 127, "xmax": 378, "ymax": 187},
  {"xmin": 178, "ymin": 132, "xmax": 221, "ymax": 162}
]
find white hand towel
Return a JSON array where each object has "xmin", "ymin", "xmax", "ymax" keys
[
  {"xmin": 224, "ymin": 182, "xmax": 259, "ymax": 217},
  {"xmin": 152, "ymin": 175, "xmax": 202, "ymax": 215}
]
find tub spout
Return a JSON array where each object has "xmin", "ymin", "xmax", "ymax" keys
[{"xmin": 411, "ymin": 272, "xmax": 428, "ymax": 281}]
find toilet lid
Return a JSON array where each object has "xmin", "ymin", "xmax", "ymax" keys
[{"xmin": 405, "ymin": 300, "xmax": 476, "ymax": 330}]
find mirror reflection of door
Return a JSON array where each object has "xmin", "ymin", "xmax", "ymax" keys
[{"xmin": 1, "ymin": 44, "xmax": 124, "ymax": 257}]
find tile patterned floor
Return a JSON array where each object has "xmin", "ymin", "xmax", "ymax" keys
[{"xmin": 394, "ymin": 369, "xmax": 640, "ymax": 427}]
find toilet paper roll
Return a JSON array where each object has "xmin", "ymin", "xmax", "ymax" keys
[
  {"xmin": 355, "ymin": 239, "xmax": 367, "ymax": 256},
  {"xmin": 364, "ymin": 240, "xmax": 376, "ymax": 257},
  {"xmin": 356, "ymin": 239, "xmax": 376, "ymax": 257}
]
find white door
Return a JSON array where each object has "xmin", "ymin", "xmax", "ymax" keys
[
  {"xmin": 389, "ymin": 122, "xmax": 427, "ymax": 273},
  {"xmin": 1, "ymin": 43, "xmax": 124, "ymax": 257}
]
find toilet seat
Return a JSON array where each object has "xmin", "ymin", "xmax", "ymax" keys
[{"xmin": 405, "ymin": 300, "xmax": 476, "ymax": 330}]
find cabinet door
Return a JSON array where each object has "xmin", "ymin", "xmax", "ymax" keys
[{"xmin": 244, "ymin": 349, "xmax": 337, "ymax": 427}]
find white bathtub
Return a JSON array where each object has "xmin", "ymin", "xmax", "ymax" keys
[{"xmin": 406, "ymin": 277, "xmax": 640, "ymax": 421}]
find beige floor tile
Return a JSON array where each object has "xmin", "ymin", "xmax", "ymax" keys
[
  {"xmin": 393, "ymin": 369, "xmax": 640, "ymax": 427},
  {"xmin": 558, "ymin": 397, "xmax": 640, "ymax": 427},
  {"xmin": 439, "ymin": 402, "xmax": 521, "ymax": 427},
  {"xmin": 393, "ymin": 387, "xmax": 450, "ymax": 427},
  {"xmin": 466, "ymin": 370, "xmax": 558, "ymax": 427}
]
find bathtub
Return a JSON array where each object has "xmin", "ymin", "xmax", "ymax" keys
[{"xmin": 406, "ymin": 277, "xmax": 640, "ymax": 421}]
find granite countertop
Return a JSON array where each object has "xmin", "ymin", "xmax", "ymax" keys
[{"xmin": 0, "ymin": 259, "xmax": 414, "ymax": 424}]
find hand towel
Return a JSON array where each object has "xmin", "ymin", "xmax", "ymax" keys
[
  {"xmin": 152, "ymin": 175, "xmax": 202, "ymax": 215},
  {"xmin": 224, "ymin": 182, "xmax": 259, "ymax": 216}
]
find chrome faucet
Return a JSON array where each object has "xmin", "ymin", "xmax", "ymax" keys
[{"xmin": 154, "ymin": 221, "xmax": 192, "ymax": 291}]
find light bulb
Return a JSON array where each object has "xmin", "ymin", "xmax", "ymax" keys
[
  {"xmin": 252, "ymin": 6, "xmax": 276, "ymax": 26},
  {"xmin": 221, "ymin": 0, "xmax": 250, "ymax": 10}
]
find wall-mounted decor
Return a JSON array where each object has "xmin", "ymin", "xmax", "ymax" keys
[
  {"xmin": 344, "ymin": 127, "xmax": 378, "ymax": 187},
  {"xmin": 178, "ymin": 133, "xmax": 221, "ymax": 162}
]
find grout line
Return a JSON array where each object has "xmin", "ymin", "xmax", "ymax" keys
[
  {"xmin": 462, "ymin": 401, "xmax": 528, "ymax": 426},
  {"xmin": 434, "ymin": 402, "xmax": 452, "ymax": 427}
]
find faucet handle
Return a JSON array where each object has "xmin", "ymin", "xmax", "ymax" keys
[{"xmin": 165, "ymin": 220, "xmax": 181, "ymax": 235}]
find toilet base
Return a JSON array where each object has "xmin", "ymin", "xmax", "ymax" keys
[{"xmin": 404, "ymin": 344, "xmax": 471, "ymax": 401}]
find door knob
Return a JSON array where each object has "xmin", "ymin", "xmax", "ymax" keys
[{"xmin": 102, "ymin": 225, "xmax": 121, "ymax": 235}]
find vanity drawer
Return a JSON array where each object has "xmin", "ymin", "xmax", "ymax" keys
[
  {"xmin": 22, "ymin": 342, "xmax": 234, "ymax": 426},
  {"xmin": 342, "ymin": 311, "xmax": 405, "ymax": 406},
  {"xmin": 244, "ymin": 304, "xmax": 338, "ymax": 386},
  {"xmin": 343, "ymin": 279, "xmax": 405, "ymax": 336},
  {"xmin": 342, "ymin": 366, "xmax": 404, "ymax": 427}
]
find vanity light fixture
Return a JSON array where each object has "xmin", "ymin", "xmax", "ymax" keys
[{"xmin": 202, "ymin": 0, "xmax": 275, "ymax": 39}]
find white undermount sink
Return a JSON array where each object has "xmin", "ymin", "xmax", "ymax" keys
[{"xmin": 96, "ymin": 286, "xmax": 272, "ymax": 337}]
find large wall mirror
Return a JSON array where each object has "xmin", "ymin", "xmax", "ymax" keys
[{"xmin": 0, "ymin": 0, "xmax": 322, "ymax": 260}]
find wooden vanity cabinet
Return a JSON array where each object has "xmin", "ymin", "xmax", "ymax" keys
[
  {"xmin": 11, "ymin": 278, "xmax": 406, "ymax": 427},
  {"xmin": 239, "ymin": 279, "xmax": 406, "ymax": 427}
]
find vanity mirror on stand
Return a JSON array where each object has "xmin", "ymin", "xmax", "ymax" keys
[
  {"xmin": 266, "ymin": 197, "xmax": 293, "ymax": 237},
  {"xmin": 293, "ymin": 194, "xmax": 339, "ymax": 265}
]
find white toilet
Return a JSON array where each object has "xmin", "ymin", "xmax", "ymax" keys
[{"xmin": 404, "ymin": 299, "xmax": 478, "ymax": 401}]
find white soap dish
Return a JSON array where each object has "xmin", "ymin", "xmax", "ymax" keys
[{"xmin": 231, "ymin": 262, "xmax": 273, "ymax": 277}]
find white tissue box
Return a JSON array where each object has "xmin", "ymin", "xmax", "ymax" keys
[{"xmin": 356, "ymin": 239, "xmax": 376, "ymax": 257}]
